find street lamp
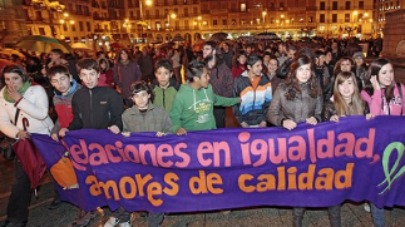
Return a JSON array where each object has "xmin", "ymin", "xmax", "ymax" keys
[
  {"xmin": 139, "ymin": 0, "xmax": 153, "ymax": 20},
  {"xmin": 123, "ymin": 18, "xmax": 132, "ymax": 44},
  {"xmin": 166, "ymin": 12, "xmax": 177, "ymax": 30},
  {"xmin": 138, "ymin": 0, "xmax": 153, "ymax": 38},
  {"xmin": 262, "ymin": 11, "xmax": 267, "ymax": 24}
]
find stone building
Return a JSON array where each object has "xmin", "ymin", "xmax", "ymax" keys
[
  {"xmin": 3, "ymin": 0, "xmax": 395, "ymax": 51},
  {"xmin": 0, "ymin": 0, "xmax": 27, "ymax": 47}
]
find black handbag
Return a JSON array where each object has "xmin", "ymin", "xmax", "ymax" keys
[{"xmin": 1, "ymin": 109, "xmax": 20, "ymax": 160}]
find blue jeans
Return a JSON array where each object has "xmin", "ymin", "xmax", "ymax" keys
[{"xmin": 370, "ymin": 203, "xmax": 385, "ymax": 227}]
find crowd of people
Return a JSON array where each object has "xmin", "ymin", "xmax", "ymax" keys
[{"xmin": 0, "ymin": 36, "xmax": 403, "ymax": 227}]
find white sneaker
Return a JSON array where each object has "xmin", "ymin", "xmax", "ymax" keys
[
  {"xmin": 103, "ymin": 216, "xmax": 120, "ymax": 227},
  {"xmin": 118, "ymin": 221, "xmax": 131, "ymax": 227},
  {"xmin": 364, "ymin": 203, "xmax": 371, "ymax": 213}
]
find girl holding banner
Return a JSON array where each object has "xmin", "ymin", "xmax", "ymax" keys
[
  {"xmin": 267, "ymin": 54, "xmax": 338, "ymax": 227},
  {"xmin": 321, "ymin": 71, "xmax": 371, "ymax": 227},
  {"xmin": 322, "ymin": 71, "xmax": 368, "ymax": 122},
  {"xmin": 361, "ymin": 58, "xmax": 405, "ymax": 227},
  {"xmin": 0, "ymin": 65, "xmax": 54, "ymax": 227}
]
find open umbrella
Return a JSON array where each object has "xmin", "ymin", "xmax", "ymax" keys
[
  {"xmin": 15, "ymin": 35, "xmax": 72, "ymax": 54},
  {"xmin": 0, "ymin": 59, "xmax": 13, "ymax": 70},
  {"xmin": 254, "ymin": 32, "xmax": 281, "ymax": 41},
  {"xmin": 210, "ymin": 32, "xmax": 228, "ymax": 42},
  {"xmin": 157, "ymin": 41, "xmax": 175, "ymax": 50},
  {"xmin": 172, "ymin": 35, "xmax": 185, "ymax": 42},
  {"xmin": 0, "ymin": 49, "xmax": 25, "ymax": 59},
  {"xmin": 192, "ymin": 42, "xmax": 204, "ymax": 52},
  {"xmin": 110, "ymin": 42, "xmax": 125, "ymax": 49},
  {"xmin": 71, "ymin": 42, "xmax": 91, "ymax": 50}
]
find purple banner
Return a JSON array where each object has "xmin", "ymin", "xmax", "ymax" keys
[{"xmin": 31, "ymin": 116, "xmax": 405, "ymax": 212}]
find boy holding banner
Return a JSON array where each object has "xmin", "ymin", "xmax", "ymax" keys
[
  {"xmin": 170, "ymin": 60, "xmax": 240, "ymax": 135},
  {"xmin": 47, "ymin": 65, "xmax": 81, "ymax": 209},
  {"xmin": 58, "ymin": 58, "xmax": 125, "ymax": 227},
  {"xmin": 118, "ymin": 81, "xmax": 170, "ymax": 227}
]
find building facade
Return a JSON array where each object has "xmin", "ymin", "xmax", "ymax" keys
[
  {"xmin": 374, "ymin": 0, "xmax": 404, "ymax": 38},
  {"xmin": 3, "ymin": 0, "xmax": 398, "ymax": 50},
  {"xmin": 0, "ymin": 0, "xmax": 27, "ymax": 47},
  {"xmin": 315, "ymin": 0, "xmax": 374, "ymax": 39}
]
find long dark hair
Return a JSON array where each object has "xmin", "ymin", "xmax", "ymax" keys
[
  {"xmin": 285, "ymin": 55, "xmax": 320, "ymax": 100},
  {"xmin": 363, "ymin": 58, "xmax": 395, "ymax": 101}
]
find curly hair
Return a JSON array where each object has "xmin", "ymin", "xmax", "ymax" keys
[{"xmin": 284, "ymin": 55, "xmax": 320, "ymax": 100}]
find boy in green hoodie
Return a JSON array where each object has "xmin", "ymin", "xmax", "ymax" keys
[{"xmin": 170, "ymin": 60, "xmax": 240, "ymax": 135}]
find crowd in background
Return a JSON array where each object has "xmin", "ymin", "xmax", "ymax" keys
[{"xmin": 0, "ymin": 35, "xmax": 402, "ymax": 227}]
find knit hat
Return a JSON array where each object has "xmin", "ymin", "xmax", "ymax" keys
[{"xmin": 352, "ymin": 51, "xmax": 364, "ymax": 60}]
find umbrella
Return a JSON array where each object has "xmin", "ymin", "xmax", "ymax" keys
[
  {"xmin": 15, "ymin": 35, "xmax": 72, "ymax": 54},
  {"xmin": 210, "ymin": 32, "xmax": 228, "ymax": 42},
  {"xmin": 254, "ymin": 32, "xmax": 281, "ymax": 40},
  {"xmin": 0, "ymin": 59, "xmax": 13, "ymax": 71},
  {"xmin": 15, "ymin": 36, "xmax": 67, "ymax": 53},
  {"xmin": 0, "ymin": 49, "xmax": 25, "ymax": 59},
  {"xmin": 13, "ymin": 118, "xmax": 47, "ymax": 189},
  {"xmin": 110, "ymin": 42, "xmax": 125, "ymax": 49},
  {"xmin": 172, "ymin": 35, "xmax": 185, "ymax": 42},
  {"xmin": 157, "ymin": 41, "xmax": 175, "ymax": 50},
  {"xmin": 136, "ymin": 21, "xmax": 149, "ymax": 27},
  {"xmin": 71, "ymin": 42, "xmax": 91, "ymax": 50},
  {"xmin": 192, "ymin": 42, "xmax": 204, "ymax": 52},
  {"xmin": 151, "ymin": 39, "xmax": 163, "ymax": 45}
]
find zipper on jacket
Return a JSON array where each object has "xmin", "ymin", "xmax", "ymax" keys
[
  {"xmin": 89, "ymin": 89, "xmax": 93, "ymax": 126},
  {"xmin": 163, "ymin": 89, "xmax": 166, "ymax": 109}
]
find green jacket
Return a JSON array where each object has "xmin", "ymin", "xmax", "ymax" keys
[
  {"xmin": 152, "ymin": 85, "xmax": 178, "ymax": 113},
  {"xmin": 170, "ymin": 84, "xmax": 239, "ymax": 132}
]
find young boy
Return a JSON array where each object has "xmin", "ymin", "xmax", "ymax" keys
[
  {"xmin": 170, "ymin": 60, "xmax": 240, "ymax": 135},
  {"xmin": 117, "ymin": 81, "xmax": 169, "ymax": 227},
  {"xmin": 233, "ymin": 54, "xmax": 272, "ymax": 128},
  {"xmin": 47, "ymin": 65, "xmax": 81, "ymax": 210},
  {"xmin": 152, "ymin": 59, "xmax": 179, "ymax": 113},
  {"xmin": 48, "ymin": 65, "xmax": 81, "ymax": 142},
  {"xmin": 122, "ymin": 81, "xmax": 172, "ymax": 136},
  {"xmin": 58, "ymin": 58, "xmax": 125, "ymax": 227},
  {"xmin": 59, "ymin": 58, "xmax": 123, "ymax": 135}
]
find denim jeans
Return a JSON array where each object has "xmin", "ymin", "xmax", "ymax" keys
[
  {"xmin": 293, "ymin": 205, "xmax": 341, "ymax": 227},
  {"xmin": 370, "ymin": 203, "xmax": 385, "ymax": 227}
]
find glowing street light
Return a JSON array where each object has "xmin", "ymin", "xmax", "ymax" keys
[{"xmin": 167, "ymin": 12, "xmax": 177, "ymax": 30}]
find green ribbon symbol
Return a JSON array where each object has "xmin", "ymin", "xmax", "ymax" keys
[{"xmin": 378, "ymin": 142, "xmax": 405, "ymax": 195}]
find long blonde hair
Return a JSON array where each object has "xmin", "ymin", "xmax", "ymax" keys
[{"xmin": 333, "ymin": 71, "xmax": 365, "ymax": 116}]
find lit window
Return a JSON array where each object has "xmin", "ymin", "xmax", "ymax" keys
[{"xmin": 240, "ymin": 3, "xmax": 246, "ymax": 12}]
